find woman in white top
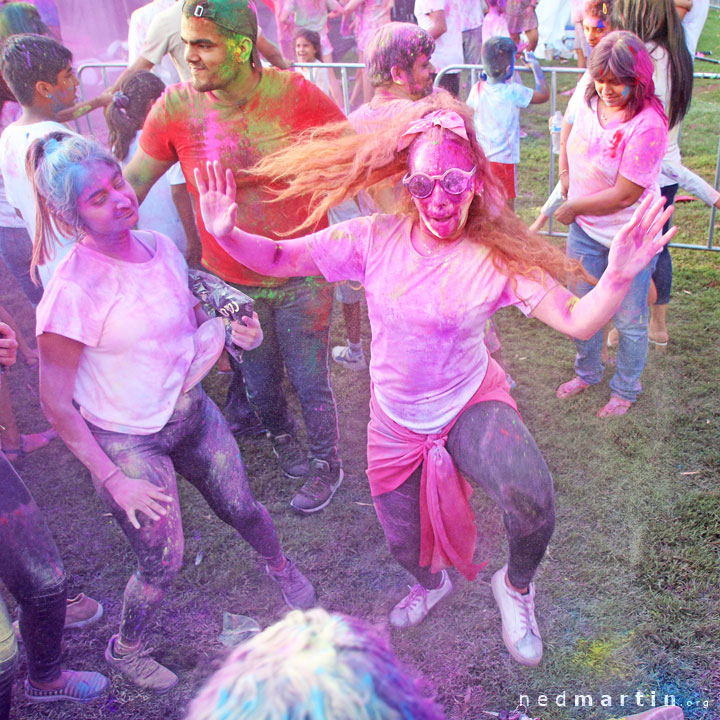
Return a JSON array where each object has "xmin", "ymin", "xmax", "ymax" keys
[{"xmin": 31, "ymin": 133, "xmax": 315, "ymax": 694}]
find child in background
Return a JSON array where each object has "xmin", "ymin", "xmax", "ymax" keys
[
  {"xmin": 105, "ymin": 71, "xmax": 191, "ymax": 258},
  {"xmin": 281, "ymin": 0, "xmax": 344, "ymax": 61},
  {"xmin": 529, "ymin": 0, "xmax": 615, "ymax": 233},
  {"xmin": 293, "ymin": 28, "xmax": 344, "ymax": 109},
  {"xmin": 482, "ymin": 0, "xmax": 511, "ymax": 44},
  {"xmin": 467, "ymin": 37, "xmax": 549, "ymax": 211}
]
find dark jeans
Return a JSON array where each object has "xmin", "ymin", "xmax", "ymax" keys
[
  {"xmin": 374, "ymin": 402, "xmax": 555, "ymax": 590},
  {"xmin": 0, "ymin": 452, "xmax": 67, "ymax": 716},
  {"xmin": 90, "ymin": 385, "xmax": 282, "ymax": 643},
  {"xmin": 0, "ymin": 226, "xmax": 43, "ymax": 307},
  {"xmin": 653, "ymin": 183, "xmax": 679, "ymax": 306},
  {"xmin": 229, "ymin": 277, "xmax": 339, "ymax": 462}
]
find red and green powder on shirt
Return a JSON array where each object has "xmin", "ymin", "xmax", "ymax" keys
[{"xmin": 140, "ymin": 67, "xmax": 345, "ymax": 286}]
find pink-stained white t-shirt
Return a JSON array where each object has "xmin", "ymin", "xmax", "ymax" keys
[
  {"xmin": 482, "ymin": 8, "xmax": 510, "ymax": 43},
  {"xmin": 306, "ymin": 213, "xmax": 557, "ymax": 432},
  {"xmin": 567, "ymin": 98, "xmax": 667, "ymax": 248},
  {"xmin": 36, "ymin": 232, "xmax": 199, "ymax": 435}
]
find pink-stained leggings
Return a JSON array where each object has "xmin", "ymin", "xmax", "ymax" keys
[
  {"xmin": 373, "ymin": 401, "xmax": 555, "ymax": 590},
  {"xmin": 90, "ymin": 385, "xmax": 282, "ymax": 644}
]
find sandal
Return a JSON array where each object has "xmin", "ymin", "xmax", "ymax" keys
[
  {"xmin": 2, "ymin": 429, "xmax": 57, "ymax": 462},
  {"xmin": 556, "ymin": 376, "xmax": 591, "ymax": 399},
  {"xmin": 596, "ymin": 395, "xmax": 633, "ymax": 418}
]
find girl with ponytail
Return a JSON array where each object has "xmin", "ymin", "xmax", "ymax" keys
[
  {"xmin": 105, "ymin": 71, "xmax": 190, "ymax": 254},
  {"xmin": 31, "ymin": 132, "xmax": 315, "ymax": 693}
]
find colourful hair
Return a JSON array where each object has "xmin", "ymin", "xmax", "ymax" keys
[
  {"xmin": 0, "ymin": 33, "xmax": 71, "ymax": 107},
  {"xmin": 249, "ymin": 93, "xmax": 589, "ymax": 287},
  {"xmin": 486, "ymin": 0, "xmax": 508, "ymax": 11},
  {"xmin": 294, "ymin": 27, "xmax": 322, "ymax": 60},
  {"xmin": 0, "ymin": 2, "xmax": 48, "ymax": 38},
  {"xmin": 365, "ymin": 22, "xmax": 435, "ymax": 87},
  {"xmin": 582, "ymin": 0, "xmax": 614, "ymax": 26},
  {"xmin": 27, "ymin": 133, "xmax": 120, "ymax": 282},
  {"xmin": 185, "ymin": 609, "xmax": 446, "ymax": 720},
  {"xmin": 106, "ymin": 71, "xmax": 165, "ymax": 161},
  {"xmin": 611, "ymin": 0, "xmax": 693, "ymax": 128},
  {"xmin": 585, "ymin": 30, "xmax": 667, "ymax": 125},
  {"xmin": 481, "ymin": 36, "xmax": 516, "ymax": 80}
]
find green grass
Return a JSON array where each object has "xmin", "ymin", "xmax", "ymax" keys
[{"xmin": 1, "ymin": 12, "xmax": 719, "ymax": 720}]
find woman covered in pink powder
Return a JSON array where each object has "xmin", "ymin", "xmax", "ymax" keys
[
  {"xmin": 194, "ymin": 93, "xmax": 674, "ymax": 667},
  {"xmin": 30, "ymin": 133, "xmax": 316, "ymax": 693},
  {"xmin": 554, "ymin": 31, "xmax": 669, "ymax": 417}
]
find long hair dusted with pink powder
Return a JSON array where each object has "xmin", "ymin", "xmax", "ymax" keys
[
  {"xmin": 249, "ymin": 92, "xmax": 588, "ymax": 285},
  {"xmin": 584, "ymin": 30, "xmax": 667, "ymax": 125}
]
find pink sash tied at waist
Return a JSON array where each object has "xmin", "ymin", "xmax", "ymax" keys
[{"xmin": 366, "ymin": 357, "xmax": 518, "ymax": 581}]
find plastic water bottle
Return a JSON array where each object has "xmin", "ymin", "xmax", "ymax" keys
[{"xmin": 549, "ymin": 111, "xmax": 563, "ymax": 153}]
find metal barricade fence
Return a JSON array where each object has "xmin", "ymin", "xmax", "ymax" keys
[
  {"xmin": 76, "ymin": 60, "xmax": 720, "ymax": 251},
  {"xmin": 436, "ymin": 63, "xmax": 720, "ymax": 251}
]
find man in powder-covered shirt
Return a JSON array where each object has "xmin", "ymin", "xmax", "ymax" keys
[{"xmin": 125, "ymin": 0, "xmax": 346, "ymax": 514}]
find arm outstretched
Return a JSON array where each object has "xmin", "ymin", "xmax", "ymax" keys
[
  {"xmin": 531, "ymin": 195, "xmax": 676, "ymax": 340},
  {"xmin": 195, "ymin": 161, "xmax": 321, "ymax": 278}
]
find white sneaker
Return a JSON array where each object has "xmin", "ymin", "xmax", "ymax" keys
[
  {"xmin": 389, "ymin": 570, "xmax": 452, "ymax": 628},
  {"xmin": 331, "ymin": 344, "xmax": 367, "ymax": 371},
  {"xmin": 491, "ymin": 565, "xmax": 543, "ymax": 666}
]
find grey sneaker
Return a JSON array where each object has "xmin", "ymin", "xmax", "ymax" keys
[
  {"xmin": 266, "ymin": 558, "xmax": 316, "ymax": 610},
  {"xmin": 270, "ymin": 433, "xmax": 310, "ymax": 479},
  {"xmin": 331, "ymin": 344, "xmax": 367, "ymax": 371},
  {"xmin": 290, "ymin": 458, "xmax": 343, "ymax": 513},
  {"xmin": 104, "ymin": 636, "xmax": 178, "ymax": 693}
]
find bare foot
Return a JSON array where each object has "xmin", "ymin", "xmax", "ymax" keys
[
  {"xmin": 596, "ymin": 395, "xmax": 632, "ymax": 418},
  {"xmin": 556, "ymin": 376, "xmax": 591, "ymax": 399}
]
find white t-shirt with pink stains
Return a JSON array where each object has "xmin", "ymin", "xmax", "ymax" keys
[
  {"xmin": 36, "ymin": 232, "xmax": 199, "ymax": 435},
  {"xmin": 566, "ymin": 98, "xmax": 666, "ymax": 248},
  {"xmin": 306, "ymin": 213, "xmax": 557, "ymax": 432}
]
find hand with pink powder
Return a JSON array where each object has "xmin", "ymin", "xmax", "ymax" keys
[
  {"xmin": 230, "ymin": 312, "xmax": 263, "ymax": 351},
  {"xmin": 103, "ymin": 472, "xmax": 173, "ymax": 530},
  {"xmin": 0, "ymin": 322, "xmax": 18, "ymax": 369},
  {"xmin": 195, "ymin": 161, "xmax": 238, "ymax": 240}
]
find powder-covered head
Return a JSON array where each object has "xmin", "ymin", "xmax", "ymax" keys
[
  {"xmin": 585, "ymin": 30, "xmax": 666, "ymax": 123},
  {"xmin": 486, "ymin": 0, "xmax": 508, "ymax": 11},
  {"xmin": 583, "ymin": 0, "xmax": 614, "ymax": 26},
  {"xmin": 106, "ymin": 71, "xmax": 166, "ymax": 161},
  {"xmin": 0, "ymin": 2, "xmax": 48, "ymax": 38},
  {"xmin": 27, "ymin": 133, "xmax": 121, "ymax": 279},
  {"xmin": 0, "ymin": 33, "xmax": 72, "ymax": 106},
  {"xmin": 481, "ymin": 36, "xmax": 516, "ymax": 80},
  {"xmin": 185, "ymin": 609, "xmax": 446, "ymax": 720},
  {"xmin": 365, "ymin": 22, "xmax": 435, "ymax": 87},
  {"xmin": 182, "ymin": 0, "xmax": 260, "ymax": 69}
]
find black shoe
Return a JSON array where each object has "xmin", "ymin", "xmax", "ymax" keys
[
  {"xmin": 290, "ymin": 458, "xmax": 343, "ymax": 514},
  {"xmin": 270, "ymin": 433, "xmax": 310, "ymax": 479},
  {"xmin": 225, "ymin": 397, "xmax": 264, "ymax": 438}
]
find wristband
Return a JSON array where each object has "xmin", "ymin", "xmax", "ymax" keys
[
  {"xmin": 559, "ymin": 169, "xmax": 569, "ymax": 177},
  {"xmin": 100, "ymin": 466, "xmax": 122, "ymax": 488}
]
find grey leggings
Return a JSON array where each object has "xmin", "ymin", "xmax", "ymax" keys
[
  {"xmin": 373, "ymin": 402, "xmax": 555, "ymax": 589},
  {"xmin": 91, "ymin": 385, "xmax": 282, "ymax": 644}
]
